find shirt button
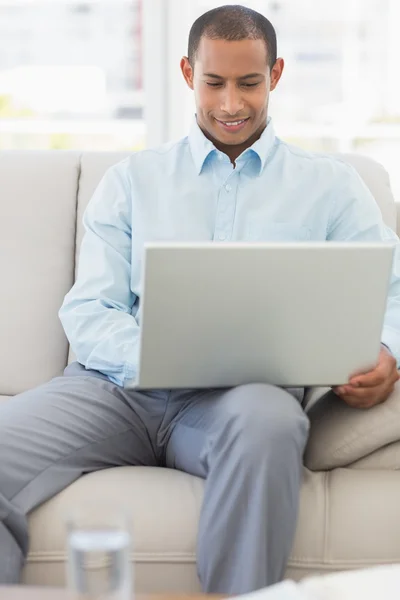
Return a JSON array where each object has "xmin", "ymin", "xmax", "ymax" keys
[
  {"xmin": 218, "ymin": 233, "xmax": 226, "ymax": 241},
  {"xmin": 225, "ymin": 184, "xmax": 231, "ymax": 192}
]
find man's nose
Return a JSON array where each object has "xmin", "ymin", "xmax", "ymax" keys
[{"xmin": 220, "ymin": 85, "xmax": 244, "ymax": 116}]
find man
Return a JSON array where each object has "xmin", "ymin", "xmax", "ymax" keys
[{"xmin": 0, "ymin": 4, "xmax": 399, "ymax": 594}]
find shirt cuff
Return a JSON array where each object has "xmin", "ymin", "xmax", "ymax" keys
[{"xmin": 381, "ymin": 328, "xmax": 400, "ymax": 368}]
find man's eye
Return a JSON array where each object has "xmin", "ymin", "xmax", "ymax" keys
[
  {"xmin": 241, "ymin": 82, "xmax": 259, "ymax": 88},
  {"xmin": 206, "ymin": 82, "xmax": 223, "ymax": 87}
]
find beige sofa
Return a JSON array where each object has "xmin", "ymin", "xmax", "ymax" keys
[{"xmin": 1, "ymin": 150, "xmax": 400, "ymax": 592}]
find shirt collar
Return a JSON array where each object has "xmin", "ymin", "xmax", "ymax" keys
[{"xmin": 188, "ymin": 116, "xmax": 276, "ymax": 176}]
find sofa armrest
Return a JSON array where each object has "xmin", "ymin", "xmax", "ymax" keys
[{"xmin": 304, "ymin": 381, "xmax": 400, "ymax": 471}]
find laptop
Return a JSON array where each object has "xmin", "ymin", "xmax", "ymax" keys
[{"xmin": 124, "ymin": 242, "xmax": 394, "ymax": 389}]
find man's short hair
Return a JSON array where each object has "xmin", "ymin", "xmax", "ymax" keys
[{"xmin": 188, "ymin": 4, "xmax": 277, "ymax": 70}]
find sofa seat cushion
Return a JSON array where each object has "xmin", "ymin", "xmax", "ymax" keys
[
  {"xmin": 304, "ymin": 382, "xmax": 400, "ymax": 471},
  {"xmin": 287, "ymin": 468, "xmax": 400, "ymax": 581},
  {"xmin": 24, "ymin": 466, "xmax": 400, "ymax": 590},
  {"xmin": 24, "ymin": 466, "xmax": 204, "ymax": 592}
]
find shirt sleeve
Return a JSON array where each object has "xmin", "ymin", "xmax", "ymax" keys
[
  {"xmin": 59, "ymin": 161, "xmax": 139, "ymax": 386},
  {"xmin": 327, "ymin": 162, "xmax": 400, "ymax": 367}
]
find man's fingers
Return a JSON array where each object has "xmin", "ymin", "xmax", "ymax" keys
[
  {"xmin": 349, "ymin": 368, "xmax": 386, "ymax": 388},
  {"xmin": 338, "ymin": 391, "xmax": 386, "ymax": 409},
  {"xmin": 350, "ymin": 348, "xmax": 397, "ymax": 388},
  {"xmin": 333, "ymin": 351, "xmax": 398, "ymax": 408},
  {"xmin": 336, "ymin": 385, "xmax": 378, "ymax": 399},
  {"xmin": 337, "ymin": 372, "xmax": 397, "ymax": 397},
  {"xmin": 350, "ymin": 369, "xmax": 399, "ymax": 391},
  {"xmin": 333, "ymin": 377, "xmax": 397, "ymax": 408}
]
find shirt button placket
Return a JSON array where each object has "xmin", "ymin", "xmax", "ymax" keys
[{"xmin": 214, "ymin": 176, "xmax": 236, "ymax": 242}]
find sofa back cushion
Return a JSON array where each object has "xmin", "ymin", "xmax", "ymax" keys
[
  {"xmin": 338, "ymin": 153, "xmax": 396, "ymax": 230},
  {"xmin": 0, "ymin": 151, "xmax": 80, "ymax": 394}
]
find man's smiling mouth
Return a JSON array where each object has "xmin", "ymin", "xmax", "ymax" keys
[
  {"xmin": 215, "ymin": 117, "xmax": 250, "ymax": 131},
  {"xmin": 216, "ymin": 118, "xmax": 249, "ymax": 126}
]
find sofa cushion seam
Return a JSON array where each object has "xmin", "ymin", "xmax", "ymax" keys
[{"xmin": 322, "ymin": 471, "xmax": 328, "ymax": 561}]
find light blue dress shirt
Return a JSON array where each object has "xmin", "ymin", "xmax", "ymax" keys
[{"xmin": 59, "ymin": 118, "xmax": 400, "ymax": 386}]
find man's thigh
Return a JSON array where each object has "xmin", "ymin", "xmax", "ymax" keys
[
  {"xmin": 163, "ymin": 384, "xmax": 306, "ymax": 478},
  {"xmin": 0, "ymin": 363, "xmax": 168, "ymax": 514}
]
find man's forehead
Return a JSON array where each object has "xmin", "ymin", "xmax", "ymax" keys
[{"xmin": 196, "ymin": 37, "xmax": 269, "ymax": 75}]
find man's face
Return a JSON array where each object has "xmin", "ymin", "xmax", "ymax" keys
[{"xmin": 181, "ymin": 37, "xmax": 284, "ymax": 160}]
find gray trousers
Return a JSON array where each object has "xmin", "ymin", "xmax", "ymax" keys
[{"xmin": 0, "ymin": 362, "xmax": 309, "ymax": 594}]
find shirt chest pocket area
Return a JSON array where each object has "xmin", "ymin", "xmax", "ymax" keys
[{"xmin": 246, "ymin": 222, "xmax": 311, "ymax": 242}]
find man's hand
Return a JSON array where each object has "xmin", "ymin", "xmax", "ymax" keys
[{"xmin": 332, "ymin": 346, "xmax": 400, "ymax": 409}]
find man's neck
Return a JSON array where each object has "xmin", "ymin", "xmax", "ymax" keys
[{"xmin": 200, "ymin": 122, "xmax": 267, "ymax": 165}]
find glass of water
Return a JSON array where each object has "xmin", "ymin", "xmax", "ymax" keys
[{"xmin": 66, "ymin": 504, "xmax": 133, "ymax": 600}]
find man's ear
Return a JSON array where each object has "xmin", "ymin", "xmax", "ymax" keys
[
  {"xmin": 270, "ymin": 57, "xmax": 284, "ymax": 92},
  {"xmin": 180, "ymin": 56, "xmax": 194, "ymax": 90}
]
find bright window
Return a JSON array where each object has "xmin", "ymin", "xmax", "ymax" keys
[{"xmin": 0, "ymin": 0, "xmax": 145, "ymax": 151}]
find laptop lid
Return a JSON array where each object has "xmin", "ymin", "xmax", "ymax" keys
[{"xmin": 131, "ymin": 242, "xmax": 394, "ymax": 389}]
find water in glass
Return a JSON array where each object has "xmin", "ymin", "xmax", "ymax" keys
[{"xmin": 67, "ymin": 525, "xmax": 132, "ymax": 600}]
